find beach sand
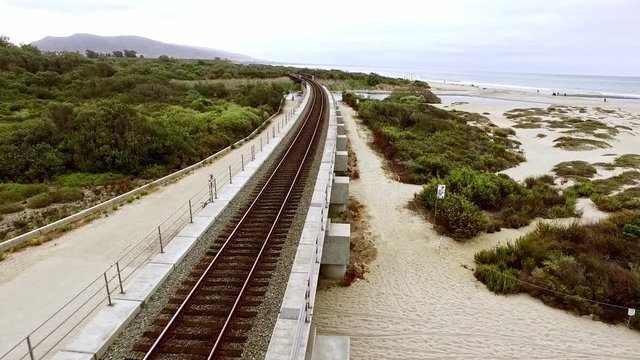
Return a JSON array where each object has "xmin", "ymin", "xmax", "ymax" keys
[{"xmin": 312, "ymin": 95, "xmax": 640, "ymax": 359}]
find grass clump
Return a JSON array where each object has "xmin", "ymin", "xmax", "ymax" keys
[
  {"xmin": 474, "ymin": 211, "xmax": 640, "ymax": 330},
  {"xmin": 614, "ymin": 154, "xmax": 640, "ymax": 169},
  {"xmin": 513, "ymin": 122, "xmax": 542, "ymax": 129},
  {"xmin": 0, "ymin": 203, "xmax": 25, "ymax": 214},
  {"xmin": 553, "ymin": 136, "xmax": 611, "ymax": 151},
  {"xmin": 552, "ymin": 161, "xmax": 597, "ymax": 181},
  {"xmin": 418, "ymin": 168, "xmax": 576, "ymax": 240},
  {"xmin": 54, "ymin": 172, "xmax": 123, "ymax": 187},
  {"xmin": 0, "ymin": 183, "xmax": 48, "ymax": 204},
  {"xmin": 565, "ymin": 171, "xmax": 640, "ymax": 212},
  {"xmin": 26, "ymin": 188, "xmax": 84, "ymax": 209},
  {"xmin": 493, "ymin": 127, "xmax": 516, "ymax": 137}
]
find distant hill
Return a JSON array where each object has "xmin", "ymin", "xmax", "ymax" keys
[{"xmin": 31, "ymin": 33, "xmax": 256, "ymax": 62}]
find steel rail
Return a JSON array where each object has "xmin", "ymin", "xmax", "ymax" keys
[
  {"xmin": 142, "ymin": 79, "xmax": 325, "ymax": 359},
  {"xmin": 207, "ymin": 80, "xmax": 325, "ymax": 359}
]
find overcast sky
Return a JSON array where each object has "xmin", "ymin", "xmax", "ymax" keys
[{"xmin": 1, "ymin": 0, "xmax": 639, "ymax": 76}]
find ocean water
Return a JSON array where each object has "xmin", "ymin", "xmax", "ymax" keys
[{"xmin": 287, "ymin": 63, "xmax": 640, "ymax": 99}]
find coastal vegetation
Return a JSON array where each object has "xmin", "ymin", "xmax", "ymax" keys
[
  {"xmin": 347, "ymin": 91, "xmax": 524, "ymax": 184},
  {"xmin": 0, "ymin": 35, "xmax": 409, "ymax": 242},
  {"xmin": 474, "ymin": 211, "xmax": 640, "ymax": 330},
  {"xmin": 344, "ymin": 91, "xmax": 576, "ymax": 239},
  {"xmin": 418, "ymin": 171, "xmax": 575, "ymax": 239}
]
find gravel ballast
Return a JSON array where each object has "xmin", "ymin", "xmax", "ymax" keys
[{"xmin": 102, "ymin": 90, "xmax": 328, "ymax": 360}]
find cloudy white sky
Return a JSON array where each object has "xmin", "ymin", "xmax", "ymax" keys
[{"xmin": 1, "ymin": 0, "xmax": 638, "ymax": 76}]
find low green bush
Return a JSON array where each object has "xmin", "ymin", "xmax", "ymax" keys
[
  {"xmin": 0, "ymin": 203, "xmax": 24, "ymax": 214},
  {"xmin": 26, "ymin": 188, "xmax": 84, "ymax": 209},
  {"xmin": 474, "ymin": 213, "xmax": 640, "ymax": 329},
  {"xmin": 419, "ymin": 169, "xmax": 575, "ymax": 240},
  {"xmin": 474, "ymin": 264, "xmax": 521, "ymax": 294}
]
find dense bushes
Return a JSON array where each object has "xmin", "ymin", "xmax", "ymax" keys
[
  {"xmin": 418, "ymin": 168, "xmax": 576, "ymax": 240},
  {"xmin": 474, "ymin": 212, "xmax": 640, "ymax": 329},
  {"xmin": 352, "ymin": 94, "xmax": 524, "ymax": 183}
]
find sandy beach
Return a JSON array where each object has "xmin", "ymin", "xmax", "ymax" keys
[{"xmin": 313, "ymin": 89, "xmax": 640, "ymax": 358}]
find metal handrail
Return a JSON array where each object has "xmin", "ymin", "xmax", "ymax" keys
[
  {"xmin": 0, "ymin": 89, "xmax": 309, "ymax": 360},
  {"xmin": 289, "ymin": 87, "xmax": 337, "ymax": 360}
]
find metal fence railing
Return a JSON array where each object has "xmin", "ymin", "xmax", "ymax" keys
[
  {"xmin": 289, "ymin": 88, "xmax": 336, "ymax": 360},
  {"xmin": 0, "ymin": 86, "xmax": 311, "ymax": 360}
]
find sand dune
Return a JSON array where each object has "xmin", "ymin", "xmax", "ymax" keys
[{"xmin": 313, "ymin": 103, "xmax": 640, "ymax": 359}]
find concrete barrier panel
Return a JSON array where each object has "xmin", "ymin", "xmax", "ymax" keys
[
  {"xmin": 330, "ymin": 177, "xmax": 349, "ymax": 205},
  {"xmin": 336, "ymin": 135, "xmax": 347, "ymax": 152},
  {"xmin": 334, "ymin": 151, "xmax": 348, "ymax": 173}
]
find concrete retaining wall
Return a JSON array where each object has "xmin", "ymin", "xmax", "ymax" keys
[{"xmin": 265, "ymin": 86, "xmax": 350, "ymax": 360}]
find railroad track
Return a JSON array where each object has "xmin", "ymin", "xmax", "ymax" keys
[{"xmin": 132, "ymin": 76, "xmax": 327, "ymax": 360}]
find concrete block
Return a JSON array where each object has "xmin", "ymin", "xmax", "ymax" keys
[
  {"xmin": 114, "ymin": 263, "xmax": 172, "ymax": 303},
  {"xmin": 300, "ymin": 221, "xmax": 321, "ymax": 245},
  {"xmin": 150, "ymin": 236, "xmax": 197, "ymax": 266},
  {"xmin": 65, "ymin": 299, "xmax": 140, "ymax": 359},
  {"xmin": 264, "ymin": 318, "xmax": 298, "ymax": 360},
  {"xmin": 336, "ymin": 109, "xmax": 341, "ymax": 117},
  {"xmin": 336, "ymin": 135, "xmax": 347, "ymax": 152},
  {"xmin": 175, "ymin": 221, "xmax": 208, "ymax": 238},
  {"xmin": 327, "ymin": 125, "xmax": 337, "ymax": 140},
  {"xmin": 321, "ymin": 222, "xmax": 350, "ymax": 280},
  {"xmin": 291, "ymin": 244, "xmax": 317, "ymax": 273},
  {"xmin": 330, "ymin": 177, "xmax": 349, "ymax": 206},
  {"xmin": 337, "ymin": 124, "xmax": 346, "ymax": 136},
  {"xmin": 334, "ymin": 151, "xmax": 348, "ymax": 173},
  {"xmin": 312, "ymin": 335, "xmax": 350, "ymax": 360},
  {"xmin": 336, "ymin": 115, "xmax": 344, "ymax": 124},
  {"xmin": 50, "ymin": 351, "xmax": 95, "ymax": 360},
  {"xmin": 310, "ymin": 188, "xmax": 328, "ymax": 207},
  {"xmin": 279, "ymin": 272, "xmax": 308, "ymax": 320}
]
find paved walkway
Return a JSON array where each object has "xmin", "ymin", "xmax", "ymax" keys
[{"xmin": 0, "ymin": 98, "xmax": 299, "ymax": 355}]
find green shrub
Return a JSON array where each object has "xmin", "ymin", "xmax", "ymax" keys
[
  {"xmin": 474, "ymin": 264, "xmax": 521, "ymax": 294},
  {"xmin": 0, "ymin": 203, "xmax": 24, "ymax": 214},
  {"xmin": 27, "ymin": 193, "xmax": 55, "ymax": 208},
  {"xmin": 56, "ymin": 187, "xmax": 84, "ymax": 202},
  {"xmin": 493, "ymin": 127, "xmax": 516, "ymax": 137},
  {"xmin": 435, "ymin": 193, "xmax": 488, "ymax": 240},
  {"xmin": 55, "ymin": 172, "xmax": 122, "ymax": 187},
  {"xmin": 474, "ymin": 212, "xmax": 640, "ymax": 329},
  {"xmin": 26, "ymin": 188, "xmax": 83, "ymax": 209},
  {"xmin": 552, "ymin": 161, "xmax": 597, "ymax": 180},
  {"xmin": 0, "ymin": 183, "xmax": 48, "ymax": 203}
]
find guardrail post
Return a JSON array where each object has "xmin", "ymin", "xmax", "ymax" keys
[
  {"xmin": 260, "ymin": 137, "xmax": 263, "ymax": 151},
  {"xmin": 267, "ymin": 132, "xmax": 269, "ymax": 144},
  {"xmin": 251, "ymin": 145, "xmax": 255, "ymax": 161},
  {"xmin": 209, "ymin": 175, "xmax": 214, "ymax": 202},
  {"xmin": 116, "ymin": 261, "xmax": 124, "ymax": 294},
  {"xmin": 214, "ymin": 178, "xmax": 218, "ymax": 199},
  {"xmin": 188, "ymin": 200, "xmax": 193, "ymax": 223},
  {"xmin": 26, "ymin": 336, "xmax": 35, "ymax": 360},
  {"xmin": 158, "ymin": 227, "xmax": 164, "ymax": 254},
  {"xmin": 229, "ymin": 165, "xmax": 233, "ymax": 184},
  {"xmin": 241, "ymin": 154, "xmax": 244, "ymax": 171},
  {"xmin": 104, "ymin": 272, "xmax": 113, "ymax": 306},
  {"xmin": 278, "ymin": 121, "xmax": 280, "ymax": 133},
  {"xmin": 273, "ymin": 126, "xmax": 276, "ymax": 138}
]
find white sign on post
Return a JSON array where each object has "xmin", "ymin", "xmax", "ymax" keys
[
  {"xmin": 437, "ymin": 185, "xmax": 446, "ymax": 199},
  {"xmin": 629, "ymin": 308, "xmax": 636, "ymax": 317}
]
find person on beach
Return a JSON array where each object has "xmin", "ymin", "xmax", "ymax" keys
[{"xmin": 604, "ymin": 97, "xmax": 607, "ymax": 102}]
